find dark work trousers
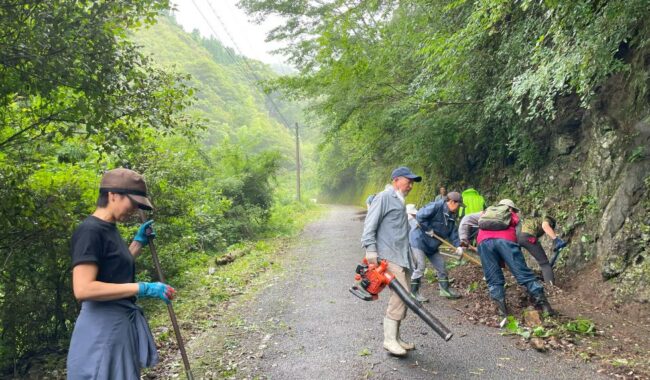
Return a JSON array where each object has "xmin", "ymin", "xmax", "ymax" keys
[
  {"xmin": 477, "ymin": 239, "xmax": 544, "ymax": 301},
  {"xmin": 518, "ymin": 233, "xmax": 555, "ymax": 284}
]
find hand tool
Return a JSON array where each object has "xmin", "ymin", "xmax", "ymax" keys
[
  {"xmin": 138, "ymin": 210, "xmax": 194, "ymax": 380},
  {"xmin": 427, "ymin": 230, "xmax": 482, "ymax": 266}
]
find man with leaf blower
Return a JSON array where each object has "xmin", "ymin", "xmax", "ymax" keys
[
  {"xmin": 67, "ymin": 168, "xmax": 175, "ymax": 380},
  {"xmin": 361, "ymin": 166, "xmax": 422, "ymax": 356}
]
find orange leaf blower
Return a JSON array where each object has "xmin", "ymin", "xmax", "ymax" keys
[{"xmin": 350, "ymin": 258, "xmax": 453, "ymax": 341}]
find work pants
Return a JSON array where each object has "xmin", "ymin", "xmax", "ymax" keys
[
  {"xmin": 386, "ymin": 261, "xmax": 409, "ymax": 321},
  {"xmin": 410, "ymin": 246, "xmax": 447, "ymax": 281},
  {"xmin": 477, "ymin": 239, "xmax": 543, "ymax": 301},
  {"xmin": 518, "ymin": 233, "xmax": 555, "ymax": 283}
]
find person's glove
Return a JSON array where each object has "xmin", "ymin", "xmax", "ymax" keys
[
  {"xmin": 553, "ymin": 237, "xmax": 567, "ymax": 252},
  {"xmin": 365, "ymin": 251, "xmax": 378, "ymax": 266},
  {"xmin": 134, "ymin": 220, "xmax": 156, "ymax": 247},
  {"xmin": 460, "ymin": 240, "xmax": 470, "ymax": 248},
  {"xmin": 455, "ymin": 247, "xmax": 464, "ymax": 257},
  {"xmin": 138, "ymin": 282, "xmax": 175, "ymax": 304}
]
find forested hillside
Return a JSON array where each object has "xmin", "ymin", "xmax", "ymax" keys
[
  {"xmin": 0, "ymin": 3, "xmax": 312, "ymax": 375},
  {"xmin": 135, "ymin": 16, "xmax": 299, "ymax": 157},
  {"xmin": 238, "ymin": 1, "xmax": 649, "ymax": 303}
]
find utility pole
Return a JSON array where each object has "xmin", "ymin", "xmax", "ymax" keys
[{"xmin": 295, "ymin": 122, "xmax": 301, "ymax": 202}]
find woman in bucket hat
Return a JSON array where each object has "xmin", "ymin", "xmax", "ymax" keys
[{"xmin": 67, "ymin": 168, "xmax": 175, "ymax": 380}]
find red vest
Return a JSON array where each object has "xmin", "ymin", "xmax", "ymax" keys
[{"xmin": 477, "ymin": 211, "xmax": 519, "ymax": 244}]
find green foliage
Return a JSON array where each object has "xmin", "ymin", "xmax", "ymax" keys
[
  {"xmin": 502, "ymin": 316, "xmax": 531, "ymax": 339},
  {"xmin": 611, "ymin": 358, "xmax": 631, "ymax": 367},
  {"xmin": 0, "ymin": 5, "xmax": 310, "ymax": 375},
  {"xmin": 0, "ymin": 162, "xmax": 96, "ymax": 372},
  {"xmin": 134, "ymin": 16, "xmax": 301, "ymax": 158},
  {"xmin": 423, "ymin": 268, "xmax": 437, "ymax": 284},
  {"xmin": 628, "ymin": 146, "xmax": 645, "ymax": 163},
  {"xmin": 240, "ymin": 0, "xmax": 650, "ymax": 197},
  {"xmin": 0, "ymin": 1, "xmax": 197, "ymax": 371},
  {"xmin": 445, "ymin": 257, "xmax": 465, "ymax": 270},
  {"xmin": 0, "ymin": 1, "xmax": 197, "ymax": 155},
  {"xmin": 532, "ymin": 325, "xmax": 551, "ymax": 338},
  {"xmin": 502, "ymin": 316, "xmax": 553, "ymax": 339},
  {"xmin": 564, "ymin": 318, "xmax": 596, "ymax": 335}
]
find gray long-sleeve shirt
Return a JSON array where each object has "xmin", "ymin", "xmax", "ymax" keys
[
  {"xmin": 459, "ymin": 212, "xmax": 481, "ymax": 242},
  {"xmin": 361, "ymin": 186, "xmax": 411, "ymax": 269}
]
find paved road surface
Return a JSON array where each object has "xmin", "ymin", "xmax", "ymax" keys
[{"xmin": 233, "ymin": 205, "xmax": 604, "ymax": 379}]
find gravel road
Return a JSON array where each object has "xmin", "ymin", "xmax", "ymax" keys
[{"xmin": 230, "ymin": 205, "xmax": 605, "ymax": 379}]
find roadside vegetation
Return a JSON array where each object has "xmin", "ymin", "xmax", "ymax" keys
[
  {"xmin": 0, "ymin": 2, "xmax": 315, "ymax": 376},
  {"xmin": 238, "ymin": 0, "xmax": 649, "ymax": 199}
]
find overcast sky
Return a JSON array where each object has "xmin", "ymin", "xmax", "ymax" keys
[{"xmin": 171, "ymin": 0, "xmax": 288, "ymax": 66}]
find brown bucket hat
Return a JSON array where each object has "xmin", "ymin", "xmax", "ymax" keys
[{"xmin": 100, "ymin": 168, "xmax": 154, "ymax": 210}]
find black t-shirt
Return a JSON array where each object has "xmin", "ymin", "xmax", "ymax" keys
[{"xmin": 71, "ymin": 215, "xmax": 135, "ymax": 284}]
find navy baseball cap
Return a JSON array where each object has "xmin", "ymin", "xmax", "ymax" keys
[{"xmin": 391, "ymin": 166, "xmax": 422, "ymax": 182}]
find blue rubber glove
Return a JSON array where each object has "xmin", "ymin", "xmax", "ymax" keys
[
  {"xmin": 553, "ymin": 237, "xmax": 567, "ymax": 252},
  {"xmin": 134, "ymin": 220, "xmax": 155, "ymax": 247},
  {"xmin": 137, "ymin": 282, "xmax": 175, "ymax": 304}
]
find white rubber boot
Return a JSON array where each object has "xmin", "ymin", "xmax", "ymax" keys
[
  {"xmin": 383, "ymin": 317, "xmax": 407, "ymax": 356},
  {"xmin": 396, "ymin": 320, "xmax": 415, "ymax": 350}
]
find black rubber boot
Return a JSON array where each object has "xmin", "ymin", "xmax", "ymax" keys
[
  {"xmin": 533, "ymin": 292, "xmax": 557, "ymax": 316},
  {"xmin": 494, "ymin": 298, "xmax": 508, "ymax": 318},
  {"xmin": 493, "ymin": 298, "xmax": 509, "ymax": 328},
  {"xmin": 410, "ymin": 278, "xmax": 428, "ymax": 303},
  {"xmin": 439, "ymin": 280, "xmax": 461, "ymax": 299},
  {"xmin": 411, "ymin": 278, "xmax": 420, "ymax": 293}
]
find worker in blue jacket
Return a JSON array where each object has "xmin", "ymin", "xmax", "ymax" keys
[{"xmin": 410, "ymin": 192, "xmax": 465, "ymax": 299}]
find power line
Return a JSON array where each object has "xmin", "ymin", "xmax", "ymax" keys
[
  {"xmin": 189, "ymin": 0, "xmax": 294, "ymax": 131},
  {"xmin": 202, "ymin": 0, "xmax": 294, "ymax": 130},
  {"xmin": 188, "ymin": 0, "xmax": 259, "ymax": 87},
  {"xmin": 188, "ymin": 0, "xmax": 303, "ymax": 201}
]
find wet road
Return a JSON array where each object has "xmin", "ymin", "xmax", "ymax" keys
[{"xmin": 234, "ymin": 205, "xmax": 605, "ymax": 379}]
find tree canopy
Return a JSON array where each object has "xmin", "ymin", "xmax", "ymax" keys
[
  {"xmin": 0, "ymin": 3, "xmax": 307, "ymax": 373},
  {"xmin": 239, "ymin": 0, "xmax": 650, "ymax": 195}
]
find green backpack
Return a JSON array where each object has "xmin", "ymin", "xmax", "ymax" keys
[{"xmin": 478, "ymin": 205, "xmax": 512, "ymax": 231}]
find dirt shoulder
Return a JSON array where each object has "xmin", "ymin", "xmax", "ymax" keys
[{"xmin": 441, "ymin": 246, "xmax": 650, "ymax": 379}]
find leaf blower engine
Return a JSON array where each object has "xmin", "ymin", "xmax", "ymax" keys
[{"xmin": 350, "ymin": 258, "xmax": 453, "ymax": 341}]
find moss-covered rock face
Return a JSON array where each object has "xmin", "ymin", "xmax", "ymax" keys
[
  {"xmin": 615, "ymin": 251, "xmax": 650, "ymax": 303},
  {"xmin": 596, "ymin": 116, "xmax": 650, "ymax": 301},
  {"xmin": 553, "ymin": 134, "xmax": 577, "ymax": 156},
  {"xmin": 485, "ymin": 96, "xmax": 649, "ymax": 304},
  {"xmin": 598, "ymin": 160, "xmax": 649, "ymax": 278}
]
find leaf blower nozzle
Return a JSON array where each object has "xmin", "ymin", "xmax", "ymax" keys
[{"xmin": 349, "ymin": 258, "xmax": 453, "ymax": 341}]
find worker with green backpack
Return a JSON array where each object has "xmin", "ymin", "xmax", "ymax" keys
[
  {"xmin": 518, "ymin": 215, "xmax": 567, "ymax": 284},
  {"xmin": 477, "ymin": 199, "xmax": 556, "ymax": 320}
]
